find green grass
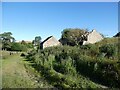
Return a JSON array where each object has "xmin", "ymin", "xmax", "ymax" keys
[
  {"xmin": 1, "ymin": 51, "xmax": 52, "ymax": 88},
  {"xmin": 2, "ymin": 54, "xmax": 35, "ymax": 88}
]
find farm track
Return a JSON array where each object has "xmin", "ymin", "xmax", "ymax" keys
[{"xmin": 1, "ymin": 53, "xmax": 52, "ymax": 88}]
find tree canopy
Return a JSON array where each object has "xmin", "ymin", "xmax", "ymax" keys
[
  {"xmin": 0, "ymin": 32, "xmax": 15, "ymax": 42},
  {"xmin": 60, "ymin": 28, "xmax": 88, "ymax": 46},
  {"xmin": 0, "ymin": 32, "xmax": 15, "ymax": 50},
  {"xmin": 32, "ymin": 36, "xmax": 41, "ymax": 46},
  {"xmin": 32, "ymin": 36, "xmax": 42, "ymax": 50}
]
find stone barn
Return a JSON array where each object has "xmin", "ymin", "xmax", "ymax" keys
[
  {"xmin": 40, "ymin": 36, "xmax": 61, "ymax": 49},
  {"xmin": 82, "ymin": 29, "xmax": 104, "ymax": 45}
]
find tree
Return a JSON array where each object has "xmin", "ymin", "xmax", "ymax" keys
[
  {"xmin": 33, "ymin": 36, "xmax": 41, "ymax": 50},
  {"xmin": 0, "ymin": 32, "xmax": 15, "ymax": 50},
  {"xmin": 0, "ymin": 32, "xmax": 14, "ymax": 42},
  {"xmin": 60, "ymin": 28, "xmax": 88, "ymax": 46},
  {"xmin": 35, "ymin": 36, "xmax": 41, "ymax": 45}
]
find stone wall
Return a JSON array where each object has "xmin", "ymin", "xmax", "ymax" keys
[
  {"xmin": 83, "ymin": 30, "xmax": 103, "ymax": 45},
  {"xmin": 42, "ymin": 36, "xmax": 60, "ymax": 49}
]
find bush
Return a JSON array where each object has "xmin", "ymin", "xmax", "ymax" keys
[
  {"xmin": 11, "ymin": 42, "xmax": 28, "ymax": 52},
  {"xmin": 99, "ymin": 44, "xmax": 116, "ymax": 59},
  {"xmin": 26, "ymin": 45, "xmax": 120, "ymax": 88}
]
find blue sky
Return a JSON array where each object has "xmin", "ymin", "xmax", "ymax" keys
[{"xmin": 2, "ymin": 2, "xmax": 118, "ymax": 41}]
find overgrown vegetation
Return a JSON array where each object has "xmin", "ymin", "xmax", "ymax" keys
[
  {"xmin": 1, "ymin": 30, "xmax": 119, "ymax": 88},
  {"xmin": 26, "ymin": 37, "xmax": 119, "ymax": 88}
]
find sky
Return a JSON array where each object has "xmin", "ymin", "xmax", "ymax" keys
[{"xmin": 2, "ymin": 2, "xmax": 118, "ymax": 41}]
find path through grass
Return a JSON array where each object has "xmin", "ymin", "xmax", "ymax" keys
[
  {"xmin": 2, "ymin": 52, "xmax": 52, "ymax": 88},
  {"xmin": 2, "ymin": 53, "xmax": 35, "ymax": 88}
]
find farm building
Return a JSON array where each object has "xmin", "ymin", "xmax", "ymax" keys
[
  {"xmin": 40, "ymin": 36, "xmax": 61, "ymax": 49},
  {"xmin": 82, "ymin": 29, "xmax": 104, "ymax": 45}
]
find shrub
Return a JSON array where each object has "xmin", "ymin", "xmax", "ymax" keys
[
  {"xmin": 11, "ymin": 42, "xmax": 28, "ymax": 52},
  {"xmin": 99, "ymin": 44, "xmax": 116, "ymax": 59},
  {"xmin": 26, "ymin": 45, "xmax": 120, "ymax": 88}
]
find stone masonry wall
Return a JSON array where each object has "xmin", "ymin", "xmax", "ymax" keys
[
  {"xmin": 83, "ymin": 30, "xmax": 103, "ymax": 45},
  {"xmin": 43, "ymin": 37, "xmax": 60, "ymax": 49}
]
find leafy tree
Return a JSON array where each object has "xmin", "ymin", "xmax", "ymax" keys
[
  {"xmin": 34, "ymin": 36, "xmax": 41, "ymax": 45},
  {"xmin": 33, "ymin": 36, "xmax": 41, "ymax": 50},
  {"xmin": 0, "ymin": 32, "xmax": 15, "ymax": 50},
  {"xmin": 0, "ymin": 32, "xmax": 14, "ymax": 42},
  {"xmin": 60, "ymin": 28, "xmax": 88, "ymax": 46}
]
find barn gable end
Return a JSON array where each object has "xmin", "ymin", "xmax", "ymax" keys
[
  {"xmin": 40, "ymin": 36, "xmax": 60, "ymax": 49},
  {"xmin": 82, "ymin": 29, "xmax": 103, "ymax": 45}
]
